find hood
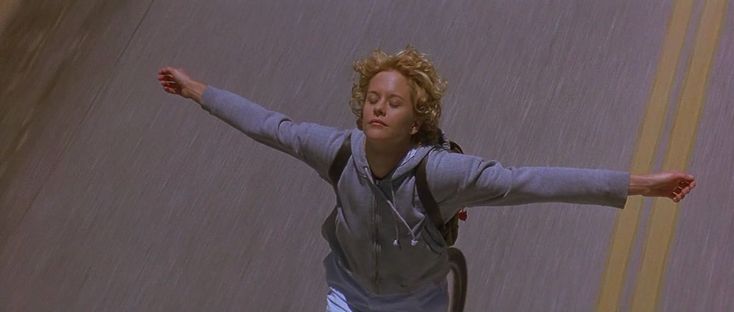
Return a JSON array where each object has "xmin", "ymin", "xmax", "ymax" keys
[{"xmin": 347, "ymin": 129, "xmax": 433, "ymax": 181}]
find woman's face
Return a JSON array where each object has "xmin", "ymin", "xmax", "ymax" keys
[{"xmin": 361, "ymin": 70, "xmax": 419, "ymax": 145}]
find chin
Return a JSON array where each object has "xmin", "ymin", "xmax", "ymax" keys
[
  {"xmin": 365, "ymin": 131, "xmax": 413, "ymax": 147},
  {"xmin": 363, "ymin": 129, "xmax": 392, "ymax": 141}
]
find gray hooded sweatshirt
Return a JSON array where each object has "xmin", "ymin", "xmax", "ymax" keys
[{"xmin": 200, "ymin": 86, "xmax": 629, "ymax": 296}]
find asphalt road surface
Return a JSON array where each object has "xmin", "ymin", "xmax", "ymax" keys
[{"xmin": 1, "ymin": 1, "xmax": 732, "ymax": 311}]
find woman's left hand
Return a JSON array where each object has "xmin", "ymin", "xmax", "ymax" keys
[{"xmin": 629, "ymin": 172, "xmax": 696, "ymax": 202}]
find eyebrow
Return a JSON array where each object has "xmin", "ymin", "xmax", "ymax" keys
[{"xmin": 367, "ymin": 91, "xmax": 406, "ymax": 101}]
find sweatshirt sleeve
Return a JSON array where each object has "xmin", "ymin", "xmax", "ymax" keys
[
  {"xmin": 200, "ymin": 86, "xmax": 347, "ymax": 180},
  {"xmin": 426, "ymin": 150, "xmax": 629, "ymax": 215}
]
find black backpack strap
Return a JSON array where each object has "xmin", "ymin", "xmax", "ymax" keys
[
  {"xmin": 329, "ymin": 134, "xmax": 352, "ymax": 186},
  {"xmin": 415, "ymin": 154, "xmax": 446, "ymax": 235},
  {"xmin": 322, "ymin": 134, "xmax": 353, "ymax": 271}
]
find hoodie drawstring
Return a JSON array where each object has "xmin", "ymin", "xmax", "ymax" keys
[{"xmin": 363, "ymin": 166, "xmax": 419, "ymax": 248}]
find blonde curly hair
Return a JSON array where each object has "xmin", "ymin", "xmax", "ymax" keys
[{"xmin": 350, "ymin": 46, "xmax": 447, "ymax": 145}]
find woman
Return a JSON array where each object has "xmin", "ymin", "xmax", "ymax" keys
[{"xmin": 157, "ymin": 47, "xmax": 695, "ymax": 312}]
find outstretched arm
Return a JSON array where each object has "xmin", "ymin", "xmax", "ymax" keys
[
  {"xmin": 628, "ymin": 172, "xmax": 696, "ymax": 203},
  {"xmin": 156, "ymin": 66, "xmax": 348, "ymax": 182},
  {"xmin": 426, "ymin": 151, "xmax": 698, "ymax": 219}
]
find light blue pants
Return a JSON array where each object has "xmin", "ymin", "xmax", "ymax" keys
[
  {"xmin": 324, "ymin": 253, "xmax": 448, "ymax": 312},
  {"xmin": 325, "ymin": 284, "xmax": 448, "ymax": 312}
]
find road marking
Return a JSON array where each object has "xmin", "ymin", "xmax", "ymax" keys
[
  {"xmin": 595, "ymin": 0, "xmax": 695, "ymax": 310},
  {"xmin": 630, "ymin": 0, "xmax": 728, "ymax": 311}
]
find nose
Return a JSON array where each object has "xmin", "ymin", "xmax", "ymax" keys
[{"xmin": 372, "ymin": 100, "xmax": 386, "ymax": 116}]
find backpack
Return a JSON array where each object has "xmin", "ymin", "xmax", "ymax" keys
[
  {"xmin": 416, "ymin": 139, "xmax": 467, "ymax": 246},
  {"xmin": 327, "ymin": 133, "xmax": 468, "ymax": 246}
]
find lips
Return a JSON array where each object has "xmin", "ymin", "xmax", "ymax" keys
[{"xmin": 369, "ymin": 119, "xmax": 387, "ymax": 127}]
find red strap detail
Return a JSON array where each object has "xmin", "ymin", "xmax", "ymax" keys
[{"xmin": 457, "ymin": 209, "xmax": 468, "ymax": 221}]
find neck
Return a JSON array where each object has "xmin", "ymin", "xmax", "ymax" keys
[{"xmin": 364, "ymin": 138, "xmax": 413, "ymax": 179}]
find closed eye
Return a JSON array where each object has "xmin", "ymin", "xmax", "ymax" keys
[
  {"xmin": 389, "ymin": 98, "xmax": 403, "ymax": 108},
  {"xmin": 366, "ymin": 93, "xmax": 379, "ymax": 104}
]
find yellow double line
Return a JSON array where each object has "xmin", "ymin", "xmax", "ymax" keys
[{"xmin": 597, "ymin": 0, "xmax": 728, "ymax": 311}]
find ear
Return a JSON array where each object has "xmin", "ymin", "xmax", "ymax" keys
[{"xmin": 410, "ymin": 120, "xmax": 421, "ymax": 135}]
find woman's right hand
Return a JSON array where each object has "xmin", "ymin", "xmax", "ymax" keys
[{"xmin": 157, "ymin": 67, "xmax": 207, "ymax": 103}]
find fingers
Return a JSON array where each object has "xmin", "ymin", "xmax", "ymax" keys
[
  {"xmin": 671, "ymin": 180, "xmax": 696, "ymax": 203},
  {"xmin": 668, "ymin": 172, "xmax": 696, "ymax": 203},
  {"xmin": 158, "ymin": 73, "xmax": 174, "ymax": 81},
  {"xmin": 158, "ymin": 67, "xmax": 177, "ymax": 81},
  {"xmin": 157, "ymin": 66, "xmax": 183, "ymax": 95},
  {"xmin": 671, "ymin": 187, "xmax": 687, "ymax": 202},
  {"xmin": 158, "ymin": 76, "xmax": 178, "ymax": 87},
  {"xmin": 158, "ymin": 66, "xmax": 182, "ymax": 82},
  {"xmin": 676, "ymin": 179, "xmax": 695, "ymax": 193},
  {"xmin": 160, "ymin": 83, "xmax": 181, "ymax": 95},
  {"xmin": 158, "ymin": 66, "xmax": 177, "ymax": 75},
  {"xmin": 159, "ymin": 79, "xmax": 178, "ymax": 87}
]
